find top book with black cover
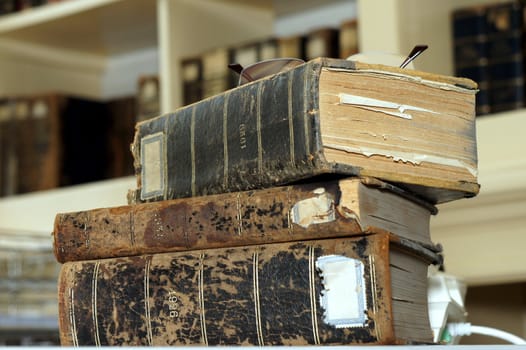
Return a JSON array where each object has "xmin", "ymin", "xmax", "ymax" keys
[{"xmin": 131, "ymin": 58, "xmax": 479, "ymax": 205}]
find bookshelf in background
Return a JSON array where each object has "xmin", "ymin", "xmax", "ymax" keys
[{"xmin": 175, "ymin": 18, "xmax": 358, "ymax": 107}]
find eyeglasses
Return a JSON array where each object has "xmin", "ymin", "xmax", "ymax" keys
[
  {"xmin": 227, "ymin": 45, "xmax": 428, "ymax": 86},
  {"xmin": 228, "ymin": 57, "xmax": 305, "ymax": 86}
]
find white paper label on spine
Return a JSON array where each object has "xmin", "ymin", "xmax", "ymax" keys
[
  {"xmin": 141, "ymin": 132, "xmax": 165, "ymax": 200},
  {"xmin": 316, "ymin": 255, "xmax": 367, "ymax": 328}
]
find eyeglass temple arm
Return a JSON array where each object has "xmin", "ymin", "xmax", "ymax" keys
[
  {"xmin": 399, "ymin": 45, "xmax": 428, "ymax": 69},
  {"xmin": 228, "ymin": 63, "xmax": 255, "ymax": 82}
]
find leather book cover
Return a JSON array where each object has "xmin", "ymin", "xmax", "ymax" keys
[
  {"xmin": 53, "ymin": 176, "xmax": 437, "ymax": 263},
  {"xmin": 57, "ymin": 232, "xmax": 439, "ymax": 346}
]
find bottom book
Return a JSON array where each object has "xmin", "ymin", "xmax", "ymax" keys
[{"xmin": 57, "ymin": 232, "xmax": 440, "ymax": 346}]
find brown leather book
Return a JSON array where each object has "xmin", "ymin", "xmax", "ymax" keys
[
  {"xmin": 181, "ymin": 57, "xmax": 203, "ymax": 106},
  {"xmin": 136, "ymin": 75, "xmax": 160, "ymax": 122},
  {"xmin": 0, "ymin": 97, "xmax": 17, "ymax": 196},
  {"xmin": 57, "ymin": 232, "xmax": 440, "ymax": 346},
  {"xmin": 277, "ymin": 34, "xmax": 305, "ymax": 59},
  {"xmin": 106, "ymin": 96, "xmax": 137, "ymax": 178},
  {"xmin": 53, "ymin": 177, "xmax": 437, "ymax": 263},
  {"xmin": 14, "ymin": 94, "xmax": 62, "ymax": 194},
  {"xmin": 339, "ymin": 19, "xmax": 359, "ymax": 59},
  {"xmin": 304, "ymin": 27, "xmax": 340, "ymax": 60},
  {"xmin": 131, "ymin": 57, "xmax": 479, "ymax": 205}
]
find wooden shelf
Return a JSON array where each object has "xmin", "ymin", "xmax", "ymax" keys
[
  {"xmin": 0, "ymin": 0, "xmax": 157, "ymax": 56},
  {"xmin": 0, "ymin": 0, "xmax": 158, "ymax": 99},
  {"xmin": 0, "ymin": 176, "xmax": 135, "ymax": 239}
]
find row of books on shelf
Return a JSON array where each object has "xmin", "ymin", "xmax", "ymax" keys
[
  {"xmin": 452, "ymin": 0, "xmax": 526, "ymax": 116},
  {"xmin": 51, "ymin": 58, "xmax": 479, "ymax": 345},
  {"xmin": 0, "ymin": 0, "xmax": 66, "ymax": 16},
  {"xmin": 0, "ymin": 94, "xmax": 136, "ymax": 197},
  {"xmin": 0, "ymin": 245, "xmax": 59, "ymax": 341},
  {"xmin": 136, "ymin": 20, "xmax": 358, "ymax": 117}
]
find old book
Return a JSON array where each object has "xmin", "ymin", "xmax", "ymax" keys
[
  {"xmin": 106, "ymin": 96, "xmax": 137, "ymax": 178},
  {"xmin": 304, "ymin": 27, "xmax": 340, "ymax": 60},
  {"xmin": 5, "ymin": 95, "xmax": 62, "ymax": 195},
  {"xmin": 485, "ymin": 1, "xmax": 524, "ymax": 113},
  {"xmin": 452, "ymin": 5, "xmax": 490, "ymax": 116},
  {"xmin": 17, "ymin": 94, "xmax": 62, "ymax": 193},
  {"xmin": 0, "ymin": 98, "xmax": 17, "ymax": 196},
  {"xmin": 57, "ymin": 232, "xmax": 439, "ymax": 346},
  {"xmin": 201, "ymin": 47, "xmax": 232, "ymax": 98},
  {"xmin": 230, "ymin": 41, "xmax": 260, "ymax": 68},
  {"xmin": 277, "ymin": 34, "xmax": 305, "ymax": 59},
  {"xmin": 131, "ymin": 57, "xmax": 479, "ymax": 205},
  {"xmin": 53, "ymin": 177, "xmax": 436, "ymax": 263},
  {"xmin": 136, "ymin": 75, "xmax": 160, "ymax": 122},
  {"xmin": 0, "ymin": 0, "xmax": 16, "ymax": 15},
  {"xmin": 230, "ymin": 38, "xmax": 279, "ymax": 66},
  {"xmin": 258, "ymin": 37, "xmax": 278, "ymax": 61},
  {"xmin": 61, "ymin": 96, "xmax": 112, "ymax": 186},
  {"xmin": 339, "ymin": 19, "xmax": 359, "ymax": 59},
  {"xmin": 181, "ymin": 57, "xmax": 203, "ymax": 106}
]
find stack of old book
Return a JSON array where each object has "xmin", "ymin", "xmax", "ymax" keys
[{"xmin": 51, "ymin": 58, "xmax": 479, "ymax": 346}]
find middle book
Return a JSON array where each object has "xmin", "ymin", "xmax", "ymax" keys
[{"xmin": 53, "ymin": 177, "xmax": 436, "ymax": 263}]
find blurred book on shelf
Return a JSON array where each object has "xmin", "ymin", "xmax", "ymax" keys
[
  {"xmin": 0, "ymin": 237, "xmax": 60, "ymax": 345},
  {"xmin": 452, "ymin": 1, "xmax": 525, "ymax": 116},
  {"xmin": 0, "ymin": 93, "xmax": 136, "ymax": 197},
  {"xmin": 176, "ymin": 17, "xmax": 358, "ymax": 106},
  {"xmin": 181, "ymin": 57, "xmax": 203, "ymax": 106},
  {"xmin": 136, "ymin": 75, "xmax": 160, "ymax": 122},
  {"xmin": 339, "ymin": 19, "xmax": 359, "ymax": 58},
  {"xmin": 304, "ymin": 27, "xmax": 340, "ymax": 61}
]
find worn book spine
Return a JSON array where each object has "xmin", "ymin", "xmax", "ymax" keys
[
  {"xmin": 132, "ymin": 58, "xmax": 329, "ymax": 203},
  {"xmin": 0, "ymin": 99, "xmax": 13, "ymax": 196},
  {"xmin": 136, "ymin": 75, "xmax": 160, "ymax": 123},
  {"xmin": 201, "ymin": 47, "xmax": 232, "ymax": 99},
  {"xmin": 278, "ymin": 34, "xmax": 305, "ymax": 59},
  {"xmin": 181, "ymin": 57, "xmax": 203, "ymax": 106},
  {"xmin": 57, "ymin": 233, "xmax": 438, "ymax": 346},
  {"xmin": 339, "ymin": 19, "xmax": 359, "ymax": 59},
  {"xmin": 452, "ymin": 5, "xmax": 491, "ymax": 115},
  {"xmin": 106, "ymin": 96, "xmax": 137, "ymax": 178},
  {"xmin": 304, "ymin": 27, "xmax": 340, "ymax": 60},
  {"xmin": 14, "ymin": 95, "xmax": 61, "ymax": 194},
  {"xmin": 486, "ymin": 1, "xmax": 524, "ymax": 113},
  {"xmin": 53, "ymin": 177, "xmax": 436, "ymax": 263}
]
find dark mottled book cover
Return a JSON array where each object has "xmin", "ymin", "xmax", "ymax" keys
[{"xmin": 57, "ymin": 233, "xmax": 437, "ymax": 346}]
